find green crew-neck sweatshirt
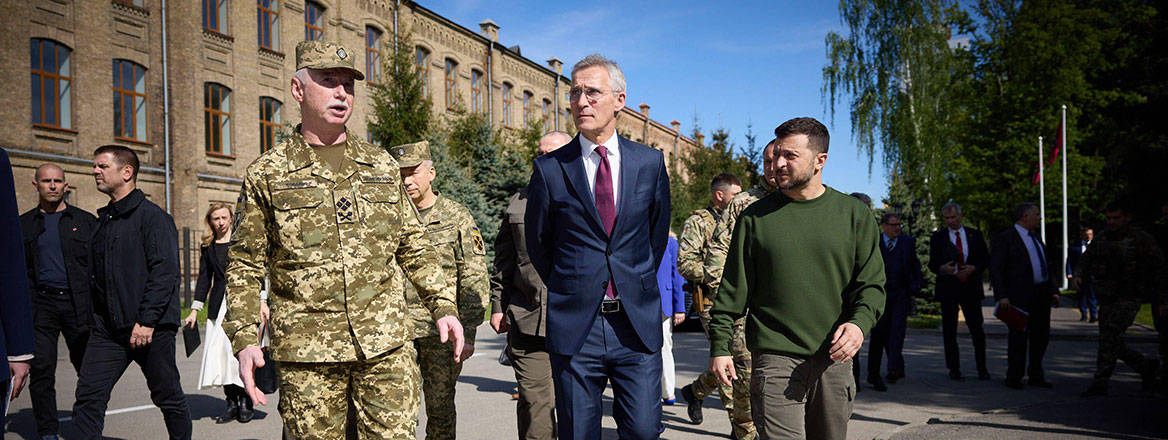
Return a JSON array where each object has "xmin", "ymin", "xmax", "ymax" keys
[{"xmin": 708, "ymin": 186, "xmax": 886, "ymax": 358}]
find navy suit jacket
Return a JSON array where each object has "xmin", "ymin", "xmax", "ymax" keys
[
  {"xmin": 525, "ymin": 135, "xmax": 671, "ymax": 356},
  {"xmin": 989, "ymin": 226, "xmax": 1058, "ymax": 308},
  {"xmin": 879, "ymin": 234, "xmax": 923, "ymax": 300},
  {"xmin": 1, "ymin": 149, "xmax": 35, "ymax": 382},
  {"xmin": 929, "ymin": 226, "xmax": 989, "ymax": 302}
]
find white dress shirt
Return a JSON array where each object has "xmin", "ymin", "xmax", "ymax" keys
[
  {"xmin": 948, "ymin": 227, "xmax": 969, "ymax": 262},
  {"xmin": 1014, "ymin": 223, "xmax": 1049, "ymax": 284},
  {"xmin": 579, "ymin": 133, "xmax": 622, "ymax": 213}
]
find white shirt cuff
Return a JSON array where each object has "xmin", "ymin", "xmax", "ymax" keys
[
  {"xmin": 8, "ymin": 354, "xmax": 33, "ymax": 362},
  {"xmin": 190, "ymin": 300, "xmax": 205, "ymax": 311}
]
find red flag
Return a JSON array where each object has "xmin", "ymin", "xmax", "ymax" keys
[{"xmin": 1031, "ymin": 119, "xmax": 1065, "ymax": 186}]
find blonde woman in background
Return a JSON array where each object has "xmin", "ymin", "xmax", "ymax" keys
[{"xmin": 182, "ymin": 204, "xmax": 268, "ymax": 423}]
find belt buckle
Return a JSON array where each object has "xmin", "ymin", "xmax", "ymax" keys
[{"xmin": 600, "ymin": 299, "xmax": 621, "ymax": 314}]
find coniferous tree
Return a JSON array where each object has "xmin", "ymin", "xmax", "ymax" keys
[{"xmin": 369, "ymin": 30, "xmax": 431, "ymax": 148}]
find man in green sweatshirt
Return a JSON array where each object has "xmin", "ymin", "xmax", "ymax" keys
[{"xmin": 707, "ymin": 117, "xmax": 886, "ymax": 440}]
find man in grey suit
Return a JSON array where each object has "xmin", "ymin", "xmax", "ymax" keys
[{"xmin": 490, "ymin": 131, "xmax": 573, "ymax": 440}]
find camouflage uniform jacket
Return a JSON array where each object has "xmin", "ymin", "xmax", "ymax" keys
[
  {"xmin": 1076, "ymin": 226, "xmax": 1167, "ymax": 303},
  {"xmin": 405, "ymin": 193, "xmax": 489, "ymax": 344},
  {"xmin": 705, "ymin": 182, "xmax": 776, "ymax": 295},
  {"xmin": 223, "ymin": 129, "xmax": 458, "ymax": 363},
  {"xmin": 677, "ymin": 205, "xmax": 722, "ymax": 287}
]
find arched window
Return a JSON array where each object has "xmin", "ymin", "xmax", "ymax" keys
[
  {"xmin": 501, "ymin": 82, "xmax": 513, "ymax": 127},
  {"xmin": 259, "ymin": 97, "xmax": 281, "ymax": 153},
  {"xmin": 522, "ymin": 91, "xmax": 534, "ymax": 123},
  {"xmin": 542, "ymin": 99, "xmax": 552, "ymax": 132},
  {"xmin": 257, "ymin": 0, "xmax": 280, "ymax": 50},
  {"xmin": 470, "ymin": 69, "xmax": 482, "ymax": 113},
  {"xmin": 30, "ymin": 39, "xmax": 72, "ymax": 129},
  {"xmin": 204, "ymin": 83, "xmax": 232, "ymax": 156},
  {"xmin": 415, "ymin": 47, "xmax": 430, "ymax": 98},
  {"xmin": 444, "ymin": 59, "xmax": 458, "ymax": 110},
  {"xmin": 202, "ymin": 0, "xmax": 228, "ymax": 34},
  {"xmin": 365, "ymin": 26, "xmax": 382, "ymax": 83},
  {"xmin": 113, "ymin": 60, "xmax": 147, "ymax": 141},
  {"xmin": 304, "ymin": 1, "xmax": 325, "ymax": 41}
]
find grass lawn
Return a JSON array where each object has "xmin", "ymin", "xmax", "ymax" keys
[
  {"xmin": 1136, "ymin": 303, "xmax": 1154, "ymax": 327},
  {"xmin": 907, "ymin": 314, "xmax": 941, "ymax": 329}
]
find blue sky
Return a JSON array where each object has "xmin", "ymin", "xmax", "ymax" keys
[{"xmin": 421, "ymin": 0, "xmax": 890, "ymax": 205}]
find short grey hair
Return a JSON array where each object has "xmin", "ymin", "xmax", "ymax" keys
[
  {"xmin": 941, "ymin": 202, "xmax": 962, "ymax": 215},
  {"xmin": 571, "ymin": 54, "xmax": 626, "ymax": 94},
  {"xmin": 294, "ymin": 68, "xmax": 310, "ymax": 84}
]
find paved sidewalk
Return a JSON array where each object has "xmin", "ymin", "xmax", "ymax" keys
[{"xmin": 3, "ymin": 295, "xmax": 1163, "ymax": 439}]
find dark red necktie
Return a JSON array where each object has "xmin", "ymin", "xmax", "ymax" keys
[
  {"xmin": 594, "ymin": 145, "xmax": 616, "ymax": 298},
  {"xmin": 955, "ymin": 231, "xmax": 966, "ymax": 267}
]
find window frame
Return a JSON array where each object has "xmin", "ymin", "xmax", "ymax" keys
[
  {"xmin": 304, "ymin": 1, "xmax": 325, "ymax": 42},
  {"xmin": 501, "ymin": 83, "xmax": 513, "ymax": 127},
  {"xmin": 202, "ymin": 0, "xmax": 228, "ymax": 34},
  {"xmin": 259, "ymin": 96, "xmax": 282, "ymax": 154},
  {"xmin": 522, "ymin": 90, "xmax": 534, "ymax": 123},
  {"xmin": 365, "ymin": 26, "xmax": 382, "ymax": 84},
  {"xmin": 257, "ymin": 0, "xmax": 280, "ymax": 51},
  {"xmin": 542, "ymin": 98, "xmax": 552, "ymax": 132},
  {"xmin": 113, "ymin": 59, "xmax": 148, "ymax": 142},
  {"xmin": 30, "ymin": 38, "xmax": 73, "ymax": 130},
  {"xmin": 415, "ymin": 46, "xmax": 430, "ymax": 98},
  {"xmin": 470, "ymin": 69, "xmax": 482, "ymax": 113},
  {"xmin": 444, "ymin": 58, "xmax": 457, "ymax": 111},
  {"xmin": 204, "ymin": 82, "xmax": 233, "ymax": 157}
]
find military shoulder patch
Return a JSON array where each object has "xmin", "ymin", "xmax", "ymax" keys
[
  {"xmin": 470, "ymin": 226, "xmax": 486, "ymax": 255},
  {"xmin": 231, "ymin": 183, "xmax": 247, "ymax": 238}
]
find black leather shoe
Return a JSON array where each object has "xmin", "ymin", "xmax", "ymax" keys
[
  {"xmin": 1080, "ymin": 382, "xmax": 1108, "ymax": 397},
  {"xmin": 1028, "ymin": 379, "xmax": 1053, "ymax": 388},
  {"xmin": 886, "ymin": 370, "xmax": 904, "ymax": 384},
  {"xmin": 1005, "ymin": 379, "xmax": 1025, "ymax": 389},
  {"xmin": 949, "ymin": 370, "xmax": 965, "ymax": 382},
  {"xmin": 1089, "ymin": 316, "xmax": 1098, "ymax": 323},
  {"xmin": 1140, "ymin": 359, "xmax": 1160, "ymax": 391},
  {"xmin": 868, "ymin": 376, "xmax": 888, "ymax": 392},
  {"xmin": 237, "ymin": 395, "xmax": 255, "ymax": 423},
  {"xmin": 215, "ymin": 397, "xmax": 240, "ymax": 424},
  {"xmin": 978, "ymin": 370, "xmax": 992, "ymax": 381},
  {"xmin": 681, "ymin": 384, "xmax": 703, "ymax": 425}
]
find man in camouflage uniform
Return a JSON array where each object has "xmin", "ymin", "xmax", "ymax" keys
[
  {"xmin": 224, "ymin": 41, "xmax": 464, "ymax": 440},
  {"xmin": 698, "ymin": 138, "xmax": 778, "ymax": 440},
  {"xmin": 393, "ymin": 141, "xmax": 490, "ymax": 440},
  {"xmin": 1074, "ymin": 202, "xmax": 1167, "ymax": 397},
  {"xmin": 678, "ymin": 173, "xmax": 742, "ymax": 430}
]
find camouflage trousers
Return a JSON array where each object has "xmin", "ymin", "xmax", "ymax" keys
[
  {"xmin": 693, "ymin": 310, "xmax": 756, "ymax": 440},
  {"xmin": 415, "ymin": 335, "xmax": 465, "ymax": 440},
  {"xmin": 279, "ymin": 342, "xmax": 419, "ymax": 440},
  {"xmin": 1093, "ymin": 300, "xmax": 1154, "ymax": 383}
]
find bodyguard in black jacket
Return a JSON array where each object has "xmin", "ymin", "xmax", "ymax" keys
[
  {"xmin": 19, "ymin": 163, "xmax": 96, "ymax": 438},
  {"xmin": 928, "ymin": 203, "xmax": 991, "ymax": 381},
  {"xmin": 72, "ymin": 145, "xmax": 191, "ymax": 439}
]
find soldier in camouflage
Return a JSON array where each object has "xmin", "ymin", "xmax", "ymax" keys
[
  {"xmin": 1074, "ymin": 202, "xmax": 1167, "ymax": 397},
  {"xmin": 224, "ymin": 40, "xmax": 464, "ymax": 440},
  {"xmin": 678, "ymin": 173, "xmax": 742, "ymax": 431},
  {"xmin": 701, "ymin": 138, "xmax": 779, "ymax": 440},
  {"xmin": 393, "ymin": 141, "xmax": 490, "ymax": 440}
]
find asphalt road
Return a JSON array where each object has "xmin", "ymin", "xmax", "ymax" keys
[{"xmin": 3, "ymin": 300, "xmax": 1164, "ymax": 439}]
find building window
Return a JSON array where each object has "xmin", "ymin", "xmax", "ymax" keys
[
  {"xmin": 204, "ymin": 83, "xmax": 232, "ymax": 156},
  {"xmin": 470, "ymin": 69, "xmax": 482, "ymax": 113},
  {"xmin": 203, "ymin": 0, "xmax": 228, "ymax": 33},
  {"xmin": 260, "ymin": 97, "xmax": 281, "ymax": 153},
  {"xmin": 113, "ymin": 60, "xmax": 147, "ymax": 142},
  {"xmin": 365, "ymin": 26, "xmax": 382, "ymax": 83},
  {"xmin": 30, "ymin": 39, "xmax": 72, "ymax": 130},
  {"xmin": 415, "ymin": 46, "xmax": 430, "ymax": 98},
  {"xmin": 257, "ymin": 0, "xmax": 280, "ymax": 50},
  {"xmin": 542, "ymin": 99, "xmax": 552, "ymax": 132},
  {"xmin": 444, "ymin": 59, "xmax": 457, "ymax": 110},
  {"xmin": 304, "ymin": 1, "xmax": 325, "ymax": 41},
  {"xmin": 114, "ymin": 0, "xmax": 145, "ymax": 6},
  {"xmin": 501, "ymin": 83, "xmax": 513, "ymax": 127},
  {"xmin": 523, "ymin": 91, "xmax": 534, "ymax": 123}
]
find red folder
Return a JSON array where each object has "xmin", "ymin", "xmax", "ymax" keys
[{"xmin": 994, "ymin": 304, "xmax": 1029, "ymax": 332}]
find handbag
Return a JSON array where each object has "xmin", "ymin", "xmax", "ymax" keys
[{"xmin": 254, "ymin": 323, "xmax": 279, "ymax": 394}]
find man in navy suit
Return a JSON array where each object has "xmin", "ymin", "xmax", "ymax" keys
[
  {"xmin": 928, "ymin": 202, "xmax": 991, "ymax": 381},
  {"xmin": 868, "ymin": 213, "xmax": 922, "ymax": 391},
  {"xmin": 1066, "ymin": 227, "xmax": 1097, "ymax": 322},
  {"xmin": 526, "ymin": 54, "xmax": 671, "ymax": 440},
  {"xmin": 1, "ymin": 149, "xmax": 35, "ymax": 433}
]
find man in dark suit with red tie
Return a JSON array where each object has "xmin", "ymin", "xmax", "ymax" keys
[
  {"xmin": 990, "ymin": 202, "xmax": 1060, "ymax": 389},
  {"xmin": 526, "ymin": 54, "xmax": 671, "ymax": 440},
  {"xmin": 929, "ymin": 202, "xmax": 991, "ymax": 381}
]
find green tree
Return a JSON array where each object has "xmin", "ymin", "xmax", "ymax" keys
[
  {"xmin": 368, "ymin": 30, "xmax": 431, "ymax": 148},
  {"xmin": 672, "ymin": 127, "xmax": 748, "ymax": 230}
]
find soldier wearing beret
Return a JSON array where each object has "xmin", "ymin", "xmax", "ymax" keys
[
  {"xmin": 392, "ymin": 140, "xmax": 489, "ymax": 440},
  {"xmin": 223, "ymin": 40, "xmax": 464, "ymax": 439}
]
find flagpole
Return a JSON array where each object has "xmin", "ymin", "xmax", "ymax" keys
[
  {"xmin": 1061, "ymin": 105, "xmax": 1069, "ymax": 290},
  {"xmin": 1038, "ymin": 135, "xmax": 1046, "ymax": 242}
]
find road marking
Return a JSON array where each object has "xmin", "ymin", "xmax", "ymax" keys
[{"xmin": 57, "ymin": 404, "xmax": 158, "ymax": 422}]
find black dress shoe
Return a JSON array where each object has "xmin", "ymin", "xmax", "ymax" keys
[
  {"xmin": 1028, "ymin": 379, "xmax": 1053, "ymax": 388},
  {"xmin": 237, "ymin": 395, "xmax": 255, "ymax": 423},
  {"xmin": 1080, "ymin": 382, "xmax": 1108, "ymax": 397},
  {"xmin": 1139, "ymin": 359, "xmax": 1160, "ymax": 391},
  {"xmin": 868, "ymin": 376, "xmax": 888, "ymax": 392},
  {"xmin": 886, "ymin": 370, "xmax": 904, "ymax": 384},
  {"xmin": 1005, "ymin": 379, "xmax": 1025, "ymax": 389},
  {"xmin": 978, "ymin": 370, "xmax": 991, "ymax": 381},
  {"xmin": 215, "ymin": 396, "xmax": 240, "ymax": 424},
  {"xmin": 1089, "ymin": 316, "xmax": 1098, "ymax": 323},
  {"xmin": 949, "ymin": 370, "xmax": 965, "ymax": 382},
  {"xmin": 681, "ymin": 384, "xmax": 703, "ymax": 425}
]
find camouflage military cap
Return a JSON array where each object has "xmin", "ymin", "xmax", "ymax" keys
[
  {"xmin": 391, "ymin": 141, "xmax": 431, "ymax": 168},
  {"xmin": 295, "ymin": 40, "xmax": 365, "ymax": 81}
]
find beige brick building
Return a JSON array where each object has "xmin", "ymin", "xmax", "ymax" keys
[{"xmin": 1, "ymin": 0, "xmax": 700, "ymax": 236}]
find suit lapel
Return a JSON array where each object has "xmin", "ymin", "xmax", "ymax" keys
[
  {"xmin": 560, "ymin": 137, "xmax": 606, "ymax": 235},
  {"xmin": 612, "ymin": 137, "xmax": 637, "ymax": 236}
]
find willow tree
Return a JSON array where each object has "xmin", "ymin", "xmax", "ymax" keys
[{"xmin": 822, "ymin": 0, "xmax": 975, "ymax": 206}]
